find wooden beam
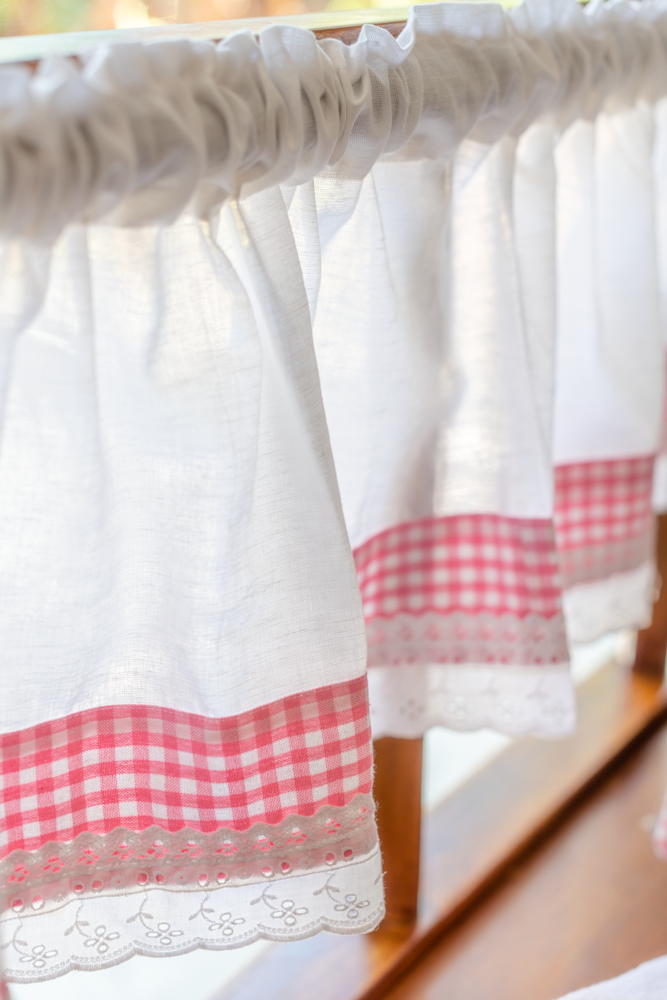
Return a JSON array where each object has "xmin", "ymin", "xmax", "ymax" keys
[
  {"xmin": 634, "ymin": 512, "xmax": 667, "ymax": 682},
  {"xmin": 373, "ymin": 737, "xmax": 423, "ymax": 934}
]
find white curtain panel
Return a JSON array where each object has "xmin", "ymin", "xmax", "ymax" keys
[
  {"xmin": 0, "ymin": 201, "xmax": 383, "ymax": 981},
  {"xmin": 554, "ymin": 956, "xmax": 667, "ymax": 1000},
  {"xmin": 554, "ymin": 109, "xmax": 662, "ymax": 644},
  {"xmin": 2, "ymin": 0, "xmax": 667, "ymax": 982}
]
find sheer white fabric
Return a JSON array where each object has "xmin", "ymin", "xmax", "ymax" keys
[{"xmin": 0, "ymin": 199, "xmax": 367, "ymax": 733}]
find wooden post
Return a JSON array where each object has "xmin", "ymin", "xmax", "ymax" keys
[
  {"xmin": 373, "ymin": 736, "xmax": 423, "ymax": 934},
  {"xmin": 633, "ymin": 513, "xmax": 667, "ymax": 682}
]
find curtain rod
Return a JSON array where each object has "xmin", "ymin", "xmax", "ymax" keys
[
  {"xmin": 0, "ymin": 0, "xmax": 596, "ymax": 70},
  {"xmin": 0, "ymin": 8, "xmax": 409, "ymax": 65},
  {"xmin": 314, "ymin": 19, "xmax": 405, "ymax": 43}
]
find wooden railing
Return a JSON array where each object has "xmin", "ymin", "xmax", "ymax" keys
[
  {"xmin": 373, "ymin": 737, "xmax": 423, "ymax": 933},
  {"xmin": 633, "ymin": 514, "xmax": 667, "ymax": 682}
]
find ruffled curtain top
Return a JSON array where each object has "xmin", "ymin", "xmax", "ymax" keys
[{"xmin": 2, "ymin": 0, "xmax": 667, "ymax": 240}]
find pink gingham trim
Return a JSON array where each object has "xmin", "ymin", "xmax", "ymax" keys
[
  {"xmin": 354, "ymin": 514, "xmax": 563, "ymax": 622},
  {"xmin": 0, "ymin": 677, "xmax": 372, "ymax": 857},
  {"xmin": 554, "ymin": 456, "xmax": 655, "ymax": 588},
  {"xmin": 554, "ymin": 457, "xmax": 654, "ymax": 550}
]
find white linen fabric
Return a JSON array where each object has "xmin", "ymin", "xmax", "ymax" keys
[
  {"xmin": 0, "ymin": 200, "xmax": 367, "ymax": 733},
  {"xmin": 554, "ymin": 956, "xmax": 667, "ymax": 1000},
  {"xmin": 3, "ymin": 0, "xmax": 667, "ymax": 981}
]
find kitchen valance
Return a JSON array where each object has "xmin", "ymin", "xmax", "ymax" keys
[{"xmin": 2, "ymin": 0, "xmax": 667, "ymax": 981}]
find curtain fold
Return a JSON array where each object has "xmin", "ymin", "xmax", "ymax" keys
[{"xmin": 3, "ymin": 0, "xmax": 667, "ymax": 981}]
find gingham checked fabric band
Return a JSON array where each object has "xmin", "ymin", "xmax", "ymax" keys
[
  {"xmin": 0, "ymin": 677, "xmax": 372, "ymax": 857},
  {"xmin": 554, "ymin": 456, "xmax": 655, "ymax": 588},
  {"xmin": 352, "ymin": 458, "xmax": 656, "ymax": 671},
  {"xmin": 354, "ymin": 514, "xmax": 563, "ymax": 621},
  {"xmin": 353, "ymin": 513, "xmax": 569, "ymax": 668}
]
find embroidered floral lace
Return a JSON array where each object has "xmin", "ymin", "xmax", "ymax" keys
[
  {"xmin": 1, "ymin": 795, "xmax": 377, "ymax": 916},
  {"xmin": 366, "ymin": 612, "xmax": 569, "ymax": 669},
  {"xmin": 0, "ymin": 796, "xmax": 382, "ymax": 981},
  {"xmin": 0, "ymin": 849, "xmax": 384, "ymax": 982},
  {"xmin": 368, "ymin": 663, "xmax": 575, "ymax": 739},
  {"xmin": 562, "ymin": 562, "xmax": 657, "ymax": 645}
]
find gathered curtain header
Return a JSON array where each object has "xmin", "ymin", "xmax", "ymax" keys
[{"xmin": 1, "ymin": 0, "xmax": 667, "ymax": 239}]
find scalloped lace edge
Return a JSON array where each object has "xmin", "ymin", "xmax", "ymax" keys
[
  {"xmin": 0, "ymin": 847, "xmax": 384, "ymax": 983},
  {"xmin": 368, "ymin": 662, "xmax": 575, "ymax": 739},
  {"xmin": 562, "ymin": 560, "xmax": 656, "ymax": 645}
]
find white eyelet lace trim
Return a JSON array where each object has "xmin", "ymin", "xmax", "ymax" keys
[
  {"xmin": 562, "ymin": 561, "xmax": 656, "ymax": 645},
  {"xmin": 0, "ymin": 846, "xmax": 384, "ymax": 983},
  {"xmin": 1, "ymin": 795, "xmax": 377, "ymax": 917},
  {"xmin": 366, "ymin": 611, "xmax": 568, "ymax": 669},
  {"xmin": 368, "ymin": 662, "xmax": 575, "ymax": 739},
  {"xmin": 558, "ymin": 533, "xmax": 654, "ymax": 590}
]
